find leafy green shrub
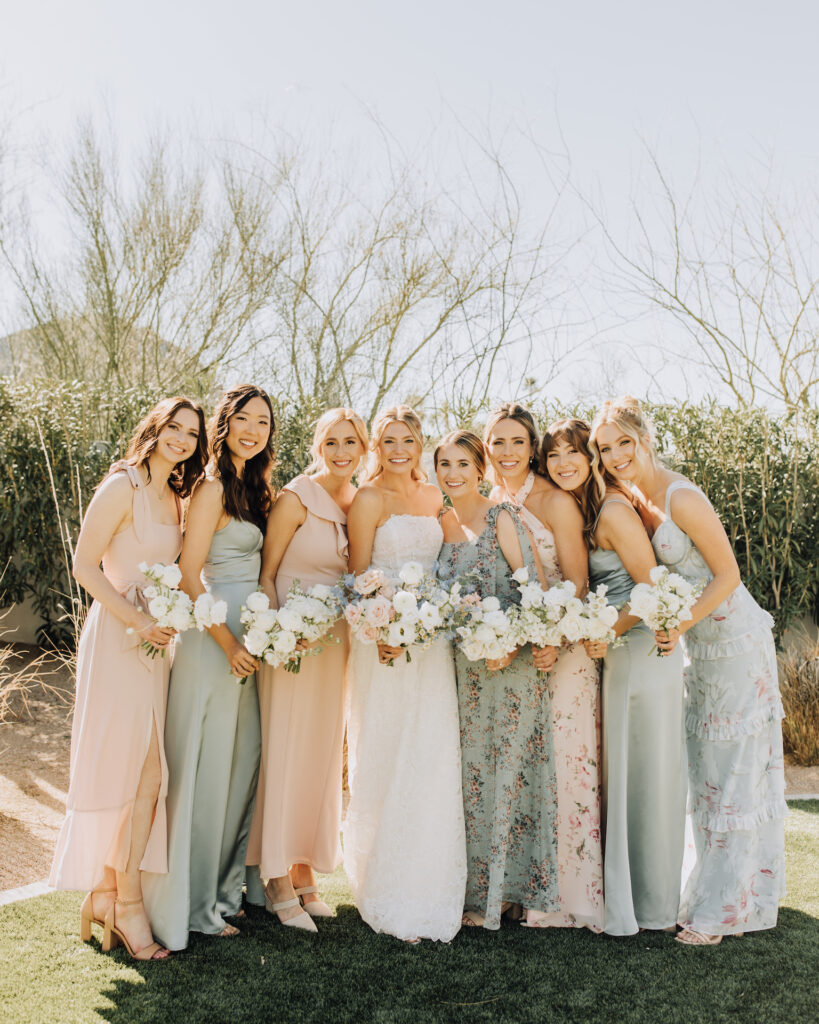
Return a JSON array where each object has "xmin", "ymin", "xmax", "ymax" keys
[{"xmin": 0, "ymin": 381, "xmax": 816, "ymax": 641}]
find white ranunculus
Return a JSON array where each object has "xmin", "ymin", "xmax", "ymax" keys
[
  {"xmin": 160, "ymin": 564, "xmax": 182, "ymax": 588},
  {"xmin": 168, "ymin": 606, "xmax": 193, "ymax": 631},
  {"xmin": 245, "ymin": 591, "xmax": 270, "ymax": 613},
  {"xmin": 308, "ymin": 583, "xmax": 333, "ymax": 602},
  {"xmin": 273, "ymin": 629, "xmax": 297, "ymax": 655},
  {"xmin": 482, "ymin": 596, "xmax": 501, "ymax": 614},
  {"xmin": 244, "ymin": 627, "xmax": 269, "ymax": 657},
  {"xmin": 148, "ymin": 595, "xmax": 170, "ymax": 619},
  {"xmin": 143, "ymin": 585, "xmax": 158, "ymax": 600},
  {"xmin": 276, "ymin": 606, "xmax": 304, "ymax": 633},
  {"xmin": 393, "ymin": 590, "xmax": 418, "ymax": 616},
  {"xmin": 398, "ymin": 561, "xmax": 424, "ymax": 586},
  {"xmin": 419, "ymin": 602, "xmax": 442, "ymax": 630},
  {"xmin": 254, "ymin": 609, "xmax": 278, "ymax": 632},
  {"xmin": 649, "ymin": 565, "xmax": 666, "ymax": 585}
]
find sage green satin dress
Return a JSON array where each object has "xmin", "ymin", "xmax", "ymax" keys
[
  {"xmin": 143, "ymin": 517, "xmax": 263, "ymax": 950},
  {"xmin": 589, "ymin": 536, "xmax": 686, "ymax": 936}
]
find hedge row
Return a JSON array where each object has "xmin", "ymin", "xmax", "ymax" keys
[{"xmin": 0, "ymin": 379, "xmax": 816, "ymax": 640}]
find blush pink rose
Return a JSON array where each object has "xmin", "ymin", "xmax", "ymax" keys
[{"xmin": 364, "ymin": 595, "xmax": 393, "ymax": 627}]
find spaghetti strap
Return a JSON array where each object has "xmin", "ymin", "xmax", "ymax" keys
[{"xmin": 592, "ymin": 496, "xmax": 633, "ymax": 531}]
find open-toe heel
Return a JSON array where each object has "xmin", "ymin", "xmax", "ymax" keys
[
  {"xmin": 102, "ymin": 898, "xmax": 170, "ymax": 961},
  {"xmin": 80, "ymin": 887, "xmax": 116, "ymax": 943}
]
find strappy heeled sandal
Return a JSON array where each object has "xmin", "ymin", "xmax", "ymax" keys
[
  {"xmin": 101, "ymin": 897, "xmax": 170, "ymax": 960},
  {"xmin": 80, "ymin": 888, "xmax": 116, "ymax": 942},
  {"xmin": 294, "ymin": 886, "xmax": 333, "ymax": 918},
  {"xmin": 264, "ymin": 894, "xmax": 318, "ymax": 933}
]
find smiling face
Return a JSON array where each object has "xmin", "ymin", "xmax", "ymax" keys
[
  {"xmin": 544, "ymin": 437, "xmax": 591, "ymax": 492},
  {"xmin": 435, "ymin": 442, "xmax": 482, "ymax": 500},
  {"xmin": 486, "ymin": 418, "xmax": 534, "ymax": 484},
  {"xmin": 378, "ymin": 420, "xmax": 420, "ymax": 477},
  {"xmin": 226, "ymin": 396, "xmax": 272, "ymax": 464},
  {"xmin": 156, "ymin": 406, "xmax": 202, "ymax": 466},
  {"xmin": 319, "ymin": 420, "xmax": 366, "ymax": 479},
  {"xmin": 594, "ymin": 422, "xmax": 646, "ymax": 482}
]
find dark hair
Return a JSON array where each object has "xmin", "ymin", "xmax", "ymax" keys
[
  {"xmin": 208, "ymin": 384, "xmax": 275, "ymax": 530},
  {"xmin": 541, "ymin": 418, "xmax": 602, "ymax": 550},
  {"xmin": 483, "ymin": 402, "xmax": 541, "ymax": 476},
  {"xmin": 108, "ymin": 396, "xmax": 208, "ymax": 498},
  {"xmin": 433, "ymin": 430, "xmax": 487, "ymax": 479}
]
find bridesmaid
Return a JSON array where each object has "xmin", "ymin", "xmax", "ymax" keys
[
  {"xmin": 246, "ymin": 408, "xmax": 368, "ymax": 930},
  {"xmin": 593, "ymin": 396, "xmax": 786, "ymax": 945},
  {"xmin": 143, "ymin": 384, "xmax": 273, "ymax": 950},
  {"xmin": 436, "ymin": 430, "xmax": 561, "ymax": 930},
  {"xmin": 486, "ymin": 404, "xmax": 604, "ymax": 932},
  {"xmin": 545, "ymin": 416, "xmax": 686, "ymax": 936},
  {"xmin": 50, "ymin": 397, "xmax": 207, "ymax": 961}
]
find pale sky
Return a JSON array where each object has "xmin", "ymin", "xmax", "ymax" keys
[{"xmin": 3, "ymin": 0, "xmax": 817, "ymax": 405}]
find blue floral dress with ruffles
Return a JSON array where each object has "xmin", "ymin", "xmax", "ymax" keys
[{"xmin": 652, "ymin": 480, "xmax": 787, "ymax": 935}]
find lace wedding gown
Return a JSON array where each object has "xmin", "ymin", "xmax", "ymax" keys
[{"xmin": 343, "ymin": 515, "xmax": 467, "ymax": 941}]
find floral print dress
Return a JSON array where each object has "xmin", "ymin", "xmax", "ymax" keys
[
  {"xmin": 506, "ymin": 473, "xmax": 604, "ymax": 931},
  {"xmin": 439, "ymin": 502, "xmax": 560, "ymax": 929},
  {"xmin": 652, "ymin": 480, "xmax": 787, "ymax": 935}
]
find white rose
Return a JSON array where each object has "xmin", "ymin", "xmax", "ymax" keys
[
  {"xmin": 208, "ymin": 599, "xmax": 228, "ymax": 627},
  {"xmin": 168, "ymin": 606, "xmax": 193, "ymax": 631},
  {"xmin": 254, "ymin": 609, "xmax": 278, "ymax": 632},
  {"xmin": 308, "ymin": 583, "xmax": 333, "ymax": 602},
  {"xmin": 245, "ymin": 591, "xmax": 270, "ymax": 613},
  {"xmin": 398, "ymin": 561, "xmax": 424, "ymax": 586},
  {"xmin": 511, "ymin": 566, "xmax": 529, "ymax": 584},
  {"xmin": 649, "ymin": 566, "xmax": 666, "ymax": 585},
  {"xmin": 276, "ymin": 606, "xmax": 304, "ymax": 633},
  {"xmin": 482, "ymin": 596, "xmax": 501, "ymax": 614},
  {"xmin": 419, "ymin": 602, "xmax": 443, "ymax": 630},
  {"xmin": 393, "ymin": 590, "xmax": 418, "ymax": 616}
]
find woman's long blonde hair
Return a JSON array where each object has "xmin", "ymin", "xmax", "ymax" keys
[
  {"xmin": 362, "ymin": 404, "xmax": 427, "ymax": 483},
  {"xmin": 589, "ymin": 395, "xmax": 660, "ymax": 503},
  {"xmin": 304, "ymin": 407, "xmax": 369, "ymax": 474}
]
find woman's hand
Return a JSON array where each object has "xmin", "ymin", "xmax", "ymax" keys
[
  {"xmin": 531, "ymin": 645, "xmax": 558, "ymax": 672},
  {"xmin": 584, "ymin": 639, "xmax": 608, "ymax": 660},
  {"xmin": 130, "ymin": 613, "xmax": 176, "ymax": 650},
  {"xmin": 486, "ymin": 648, "xmax": 518, "ymax": 672},
  {"xmin": 377, "ymin": 643, "xmax": 404, "ymax": 665},
  {"xmin": 655, "ymin": 627, "xmax": 681, "ymax": 656},
  {"xmin": 224, "ymin": 639, "xmax": 260, "ymax": 678}
]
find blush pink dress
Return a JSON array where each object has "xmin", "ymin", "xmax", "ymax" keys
[
  {"xmin": 504, "ymin": 473, "xmax": 605, "ymax": 931},
  {"xmin": 50, "ymin": 463, "xmax": 181, "ymax": 891},
  {"xmin": 246, "ymin": 475, "xmax": 349, "ymax": 880}
]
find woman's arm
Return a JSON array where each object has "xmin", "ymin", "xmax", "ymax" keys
[
  {"xmin": 597, "ymin": 502, "xmax": 658, "ymax": 638},
  {"xmin": 258, "ymin": 490, "xmax": 306, "ymax": 608},
  {"xmin": 180, "ymin": 479, "xmax": 258, "ymax": 677},
  {"xmin": 72, "ymin": 474, "xmax": 174, "ymax": 648},
  {"xmin": 347, "ymin": 486, "xmax": 383, "ymax": 574},
  {"xmin": 668, "ymin": 488, "xmax": 741, "ymax": 628},
  {"xmin": 546, "ymin": 490, "xmax": 589, "ymax": 598}
]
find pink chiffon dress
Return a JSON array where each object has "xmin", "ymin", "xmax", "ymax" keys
[
  {"xmin": 246, "ymin": 475, "xmax": 349, "ymax": 884},
  {"xmin": 506, "ymin": 472, "xmax": 605, "ymax": 931},
  {"xmin": 50, "ymin": 463, "xmax": 181, "ymax": 891}
]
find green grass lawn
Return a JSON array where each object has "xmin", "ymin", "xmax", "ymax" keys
[{"xmin": 2, "ymin": 801, "xmax": 817, "ymax": 1024}]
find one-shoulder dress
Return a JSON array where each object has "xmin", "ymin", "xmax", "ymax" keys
[
  {"xmin": 50, "ymin": 464, "xmax": 181, "ymax": 890},
  {"xmin": 652, "ymin": 479, "xmax": 787, "ymax": 935},
  {"xmin": 505, "ymin": 474, "xmax": 604, "ymax": 931},
  {"xmin": 143, "ymin": 517, "xmax": 263, "ymax": 950},
  {"xmin": 246, "ymin": 474, "xmax": 349, "ymax": 885},
  {"xmin": 589, "ymin": 502, "xmax": 686, "ymax": 936},
  {"xmin": 439, "ymin": 502, "xmax": 560, "ymax": 929}
]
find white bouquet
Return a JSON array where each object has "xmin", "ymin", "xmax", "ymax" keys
[
  {"xmin": 132, "ymin": 561, "xmax": 227, "ymax": 657},
  {"xmin": 509, "ymin": 567, "xmax": 580, "ymax": 675},
  {"xmin": 576, "ymin": 584, "xmax": 620, "ymax": 645},
  {"xmin": 343, "ymin": 561, "xmax": 455, "ymax": 666},
  {"xmin": 453, "ymin": 593, "xmax": 520, "ymax": 664},
  {"xmin": 628, "ymin": 565, "xmax": 702, "ymax": 656},
  {"xmin": 240, "ymin": 582, "xmax": 343, "ymax": 677}
]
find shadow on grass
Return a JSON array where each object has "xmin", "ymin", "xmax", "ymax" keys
[{"xmin": 88, "ymin": 902, "xmax": 819, "ymax": 1024}]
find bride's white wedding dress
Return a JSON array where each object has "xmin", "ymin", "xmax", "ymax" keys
[{"xmin": 343, "ymin": 514, "xmax": 467, "ymax": 941}]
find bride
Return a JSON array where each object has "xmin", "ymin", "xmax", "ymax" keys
[{"xmin": 343, "ymin": 405, "xmax": 467, "ymax": 943}]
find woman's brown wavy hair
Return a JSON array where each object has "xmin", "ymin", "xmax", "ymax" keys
[
  {"xmin": 483, "ymin": 402, "xmax": 541, "ymax": 486},
  {"xmin": 105, "ymin": 396, "xmax": 208, "ymax": 498},
  {"xmin": 540, "ymin": 418, "xmax": 603, "ymax": 551},
  {"xmin": 208, "ymin": 384, "xmax": 275, "ymax": 530}
]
